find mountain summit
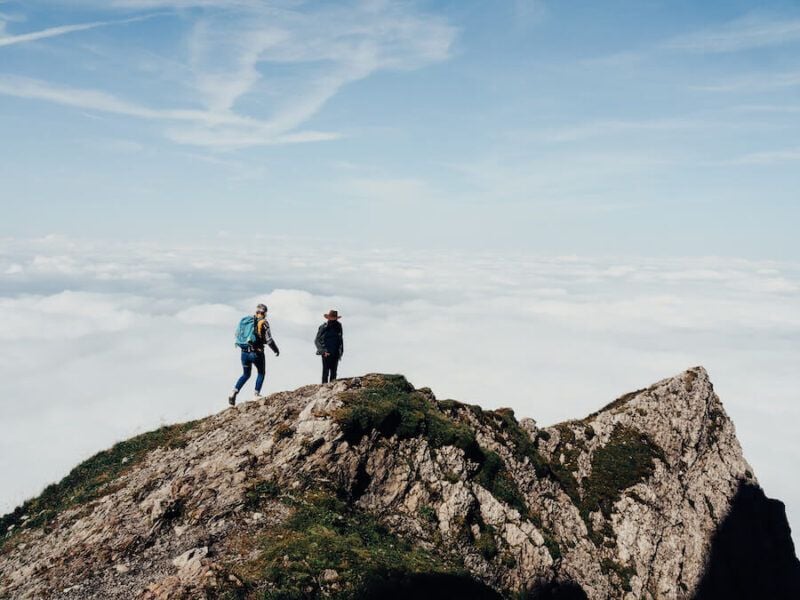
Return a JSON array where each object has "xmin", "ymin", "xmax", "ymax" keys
[{"xmin": 1, "ymin": 368, "xmax": 798, "ymax": 599}]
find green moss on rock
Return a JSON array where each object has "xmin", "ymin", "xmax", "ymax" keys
[
  {"xmin": 479, "ymin": 409, "xmax": 550, "ymax": 478},
  {"xmin": 586, "ymin": 388, "xmax": 647, "ymax": 420},
  {"xmin": 334, "ymin": 376, "xmax": 480, "ymax": 461},
  {"xmin": 437, "ymin": 398, "xmax": 484, "ymax": 418},
  {"xmin": 542, "ymin": 532, "xmax": 563, "ymax": 561},
  {"xmin": 544, "ymin": 425, "xmax": 585, "ymax": 509},
  {"xmin": 334, "ymin": 376, "xmax": 530, "ymax": 518},
  {"xmin": 475, "ymin": 525, "xmax": 499, "ymax": 560},
  {"xmin": 245, "ymin": 480, "xmax": 282, "ymax": 510},
  {"xmin": 232, "ymin": 490, "xmax": 465, "ymax": 599},
  {"xmin": 418, "ymin": 505, "xmax": 437, "ymax": 524},
  {"xmin": 0, "ymin": 420, "xmax": 199, "ymax": 549},
  {"xmin": 582, "ymin": 424, "xmax": 664, "ymax": 519},
  {"xmin": 475, "ymin": 451, "xmax": 529, "ymax": 518}
]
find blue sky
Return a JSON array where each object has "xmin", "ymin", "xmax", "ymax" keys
[{"xmin": 0, "ymin": 0, "xmax": 798, "ymax": 256}]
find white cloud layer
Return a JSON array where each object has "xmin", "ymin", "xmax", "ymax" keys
[{"xmin": 1, "ymin": 237, "xmax": 799, "ymax": 545}]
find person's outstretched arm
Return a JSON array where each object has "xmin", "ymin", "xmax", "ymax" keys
[{"xmin": 263, "ymin": 319, "xmax": 280, "ymax": 356}]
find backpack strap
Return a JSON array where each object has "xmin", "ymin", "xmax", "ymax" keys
[{"xmin": 248, "ymin": 314, "xmax": 259, "ymax": 351}]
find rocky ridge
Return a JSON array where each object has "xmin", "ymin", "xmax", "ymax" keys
[{"xmin": 1, "ymin": 367, "xmax": 798, "ymax": 599}]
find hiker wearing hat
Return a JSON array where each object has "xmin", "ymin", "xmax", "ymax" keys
[
  {"xmin": 315, "ymin": 310, "xmax": 343, "ymax": 384},
  {"xmin": 229, "ymin": 303, "xmax": 280, "ymax": 406}
]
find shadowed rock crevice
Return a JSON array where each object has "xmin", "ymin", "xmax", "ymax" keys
[
  {"xmin": 350, "ymin": 460, "xmax": 372, "ymax": 500},
  {"xmin": 523, "ymin": 580, "xmax": 589, "ymax": 600},
  {"xmin": 361, "ymin": 574, "xmax": 589, "ymax": 600},
  {"xmin": 361, "ymin": 572, "xmax": 504, "ymax": 599},
  {"xmin": 693, "ymin": 480, "xmax": 800, "ymax": 600}
]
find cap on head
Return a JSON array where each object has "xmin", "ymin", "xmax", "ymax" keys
[{"xmin": 256, "ymin": 303, "xmax": 268, "ymax": 315}]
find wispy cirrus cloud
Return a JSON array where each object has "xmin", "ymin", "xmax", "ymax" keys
[
  {"xmin": 664, "ymin": 14, "xmax": 800, "ymax": 53},
  {"xmin": 106, "ymin": 0, "xmax": 249, "ymax": 7},
  {"xmin": 534, "ymin": 117, "xmax": 712, "ymax": 143},
  {"xmin": 733, "ymin": 104, "xmax": 800, "ymax": 114},
  {"xmin": 176, "ymin": 1, "xmax": 455, "ymax": 147},
  {"xmin": 0, "ymin": 21, "xmax": 105, "ymax": 47},
  {"xmin": 0, "ymin": 74, "xmax": 341, "ymax": 146},
  {"xmin": 724, "ymin": 147, "xmax": 800, "ymax": 165},
  {"xmin": 165, "ymin": 127, "xmax": 341, "ymax": 147},
  {"xmin": 588, "ymin": 13, "xmax": 800, "ymax": 68},
  {"xmin": 694, "ymin": 70, "xmax": 800, "ymax": 92},
  {"xmin": 0, "ymin": 1, "xmax": 456, "ymax": 148},
  {"xmin": 0, "ymin": 74, "xmax": 201, "ymax": 120},
  {"xmin": 0, "ymin": 15, "xmax": 147, "ymax": 48}
]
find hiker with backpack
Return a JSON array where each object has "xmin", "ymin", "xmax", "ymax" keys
[
  {"xmin": 315, "ymin": 309, "xmax": 343, "ymax": 384},
  {"xmin": 229, "ymin": 303, "xmax": 280, "ymax": 406}
]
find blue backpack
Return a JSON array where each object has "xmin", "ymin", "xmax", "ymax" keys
[{"xmin": 235, "ymin": 315, "xmax": 258, "ymax": 349}]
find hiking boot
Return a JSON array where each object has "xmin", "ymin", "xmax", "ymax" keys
[
  {"xmin": 228, "ymin": 390, "xmax": 238, "ymax": 406},
  {"xmin": 254, "ymin": 391, "xmax": 264, "ymax": 400}
]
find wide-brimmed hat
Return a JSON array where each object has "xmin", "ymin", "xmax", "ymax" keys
[{"xmin": 323, "ymin": 309, "xmax": 341, "ymax": 320}]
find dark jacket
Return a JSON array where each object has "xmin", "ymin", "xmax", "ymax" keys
[
  {"xmin": 315, "ymin": 320, "xmax": 343, "ymax": 357},
  {"xmin": 251, "ymin": 316, "xmax": 279, "ymax": 354}
]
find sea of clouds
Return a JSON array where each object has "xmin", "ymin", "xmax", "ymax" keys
[{"xmin": 1, "ymin": 235, "xmax": 798, "ymax": 544}]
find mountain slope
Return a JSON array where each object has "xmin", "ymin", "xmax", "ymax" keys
[{"xmin": 1, "ymin": 368, "xmax": 798, "ymax": 599}]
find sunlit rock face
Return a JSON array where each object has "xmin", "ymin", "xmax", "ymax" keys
[{"xmin": 1, "ymin": 367, "xmax": 798, "ymax": 599}]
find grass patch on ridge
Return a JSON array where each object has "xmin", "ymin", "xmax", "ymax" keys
[
  {"xmin": 0, "ymin": 420, "xmax": 199, "ymax": 550},
  {"xmin": 581, "ymin": 423, "xmax": 663, "ymax": 520},
  {"xmin": 333, "ymin": 375, "xmax": 481, "ymax": 460},
  {"xmin": 230, "ymin": 489, "xmax": 467, "ymax": 599},
  {"xmin": 333, "ymin": 375, "xmax": 531, "ymax": 518}
]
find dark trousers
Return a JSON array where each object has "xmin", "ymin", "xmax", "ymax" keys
[
  {"xmin": 235, "ymin": 350, "xmax": 265, "ymax": 392},
  {"xmin": 322, "ymin": 353, "xmax": 340, "ymax": 384}
]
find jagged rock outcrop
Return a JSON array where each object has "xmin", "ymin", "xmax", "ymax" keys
[{"xmin": 1, "ymin": 367, "xmax": 798, "ymax": 599}]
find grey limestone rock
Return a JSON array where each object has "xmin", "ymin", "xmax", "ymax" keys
[{"xmin": 0, "ymin": 368, "xmax": 798, "ymax": 599}]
